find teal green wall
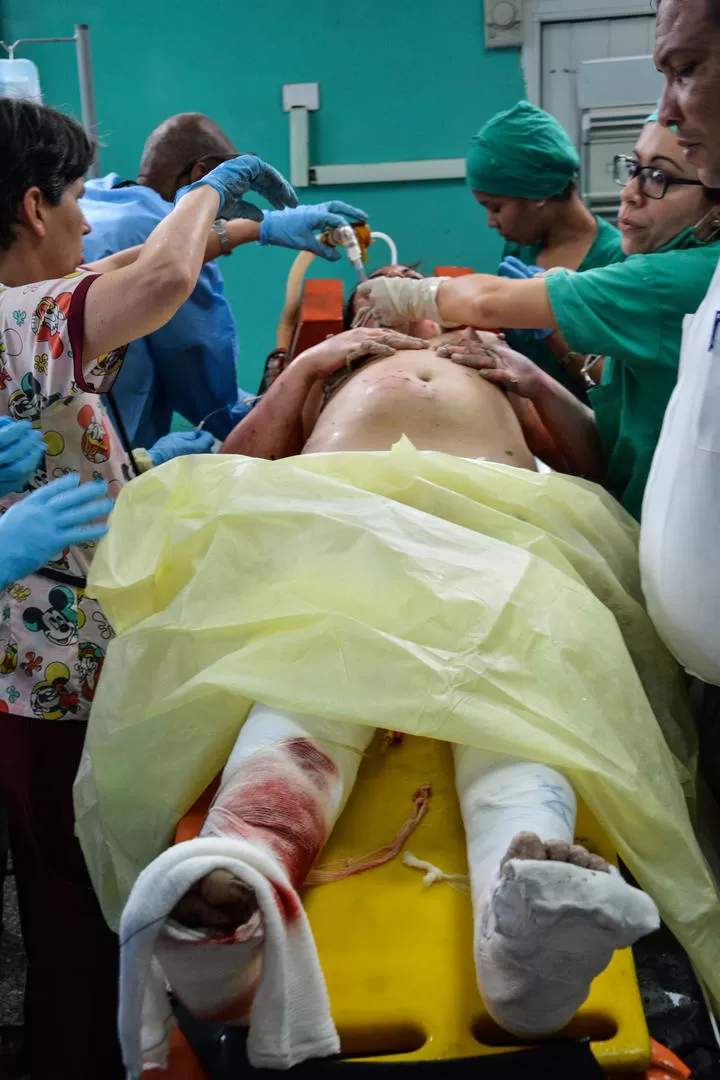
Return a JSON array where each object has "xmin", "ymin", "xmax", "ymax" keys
[{"xmin": 2, "ymin": 0, "xmax": 525, "ymax": 390}]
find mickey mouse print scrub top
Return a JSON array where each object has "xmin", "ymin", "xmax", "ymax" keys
[{"xmin": 0, "ymin": 271, "xmax": 129, "ymax": 721}]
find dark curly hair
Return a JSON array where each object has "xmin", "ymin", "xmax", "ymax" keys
[{"xmin": 0, "ymin": 98, "xmax": 95, "ymax": 251}]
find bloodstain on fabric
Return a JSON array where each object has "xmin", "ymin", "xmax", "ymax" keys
[
  {"xmin": 271, "ymin": 881, "xmax": 303, "ymax": 923},
  {"xmin": 203, "ymin": 738, "xmax": 341, "ymax": 891},
  {"xmin": 284, "ymin": 737, "xmax": 339, "ymax": 792}
]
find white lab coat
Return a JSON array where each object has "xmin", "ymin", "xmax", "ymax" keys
[{"xmin": 641, "ymin": 256, "xmax": 720, "ymax": 686}]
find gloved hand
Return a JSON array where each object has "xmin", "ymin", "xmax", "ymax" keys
[
  {"xmin": 498, "ymin": 256, "xmax": 544, "ymax": 280},
  {"xmin": 355, "ymin": 276, "xmax": 462, "ymax": 330},
  {"xmin": 176, "ymin": 154, "xmax": 298, "ymax": 222},
  {"xmin": 0, "ymin": 417, "xmax": 46, "ymax": 496},
  {"xmin": 498, "ymin": 257, "xmax": 553, "ymax": 339},
  {"xmin": 0, "ymin": 473, "xmax": 113, "ymax": 587},
  {"xmin": 147, "ymin": 429, "xmax": 215, "ymax": 468},
  {"xmin": 259, "ymin": 201, "xmax": 368, "ymax": 260}
]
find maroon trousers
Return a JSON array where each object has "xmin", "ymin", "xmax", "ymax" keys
[{"xmin": 0, "ymin": 714, "xmax": 123, "ymax": 1080}]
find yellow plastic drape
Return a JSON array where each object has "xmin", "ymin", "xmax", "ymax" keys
[{"xmin": 76, "ymin": 440, "xmax": 719, "ymax": 1006}]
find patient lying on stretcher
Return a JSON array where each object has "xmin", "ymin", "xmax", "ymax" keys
[{"xmin": 164, "ymin": 309, "xmax": 660, "ymax": 1041}]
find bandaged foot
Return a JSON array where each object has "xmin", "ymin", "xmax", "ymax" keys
[
  {"xmin": 172, "ymin": 706, "xmax": 375, "ymax": 936},
  {"xmin": 476, "ymin": 831, "xmax": 660, "ymax": 1038},
  {"xmin": 171, "ymin": 868, "xmax": 258, "ymax": 931}
]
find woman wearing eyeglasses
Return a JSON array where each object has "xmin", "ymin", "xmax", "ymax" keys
[{"xmin": 358, "ymin": 115, "xmax": 720, "ymax": 520}]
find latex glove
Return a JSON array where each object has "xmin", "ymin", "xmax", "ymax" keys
[
  {"xmin": 0, "ymin": 473, "xmax": 113, "ymax": 587},
  {"xmin": 355, "ymin": 276, "xmax": 462, "ymax": 331},
  {"xmin": 498, "ymin": 256, "xmax": 544, "ymax": 280},
  {"xmin": 498, "ymin": 257, "xmax": 553, "ymax": 339},
  {"xmin": 147, "ymin": 429, "xmax": 215, "ymax": 468},
  {"xmin": 176, "ymin": 154, "xmax": 297, "ymax": 222},
  {"xmin": 0, "ymin": 418, "xmax": 46, "ymax": 496},
  {"xmin": 259, "ymin": 201, "xmax": 368, "ymax": 260}
]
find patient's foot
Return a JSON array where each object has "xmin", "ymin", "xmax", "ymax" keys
[
  {"xmin": 501, "ymin": 830, "xmax": 611, "ymax": 873},
  {"xmin": 171, "ymin": 869, "xmax": 258, "ymax": 932},
  {"xmin": 476, "ymin": 831, "xmax": 659, "ymax": 1038}
]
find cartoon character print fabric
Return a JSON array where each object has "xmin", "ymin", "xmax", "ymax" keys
[{"xmin": 0, "ymin": 272, "xmax": 128, "ymax": 720}]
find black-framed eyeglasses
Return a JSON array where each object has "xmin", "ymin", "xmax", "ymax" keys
[{"xmin": 613, "ymin": 155, "xmax": 704, "ymax": 200}]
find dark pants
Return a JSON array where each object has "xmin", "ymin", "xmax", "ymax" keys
[{"xmin": 0, "ymin": 714, "xmax": 123, "ymax": 1080}]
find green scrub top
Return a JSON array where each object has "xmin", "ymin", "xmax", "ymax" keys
[
  {"xmin": 503, "ymin": 215, "xmax": 625, "ymax": 393},
  {"xmin": 544, "ymin": 229, "xmax": 720, "ymax": 520}
]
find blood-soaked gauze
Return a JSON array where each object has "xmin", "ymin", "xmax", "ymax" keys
[
  {"xmin": 200, "ymin": 704, "xmax": 376, "ymax": 889},
  {"xmin": 201, "ymin": 739, "xmax": 341, "ymax": 888}
]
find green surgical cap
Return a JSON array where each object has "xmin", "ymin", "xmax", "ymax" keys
[{"xmin": 466, "ymin": 100, "xmax": 579, "ymax": 199}]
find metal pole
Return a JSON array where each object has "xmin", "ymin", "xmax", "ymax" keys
[{"xmin": 75, "ymin": 24, "xmax": 100, "ymax": 178}]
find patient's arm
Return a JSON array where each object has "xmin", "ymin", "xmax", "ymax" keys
[
  {"xmin": 220, "ymin": 328, "xmax": 427, "ymax": 459},
  {"xmin": 221, "ymin": 358, "xmax": 318, "ymax": 459},
  {"xmin": 529, "ymin": 372, "xmax": 605, "ymax": 479}
]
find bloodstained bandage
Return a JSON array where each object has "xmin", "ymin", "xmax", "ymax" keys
[{"xmin": 201, "ymin": 737, "xmax": 341, "ymax": 893}]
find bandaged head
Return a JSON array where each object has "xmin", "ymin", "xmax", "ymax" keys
[{"xmin": 466, "ymin": 101, "xmax": 579, "ymax": 200}]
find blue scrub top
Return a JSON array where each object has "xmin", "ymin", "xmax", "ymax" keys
[{"xmin": 81, "ymin": 174, "xmax": 254, "ymax": 447}]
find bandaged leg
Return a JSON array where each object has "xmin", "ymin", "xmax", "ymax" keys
[
  {"xmin": 162, "ymin": 704, "xmax": 374, "ymax": 1021},
  {"xmin": 453, "ymin": 745, "xmax": 659, "ymax": 1038}
]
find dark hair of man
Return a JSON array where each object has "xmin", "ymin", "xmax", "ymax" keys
[{"xmin": 0, "ymin": 98, "xmax": 94, "ymax": 252}]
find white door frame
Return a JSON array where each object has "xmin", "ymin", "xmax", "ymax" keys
[{"xmin": 522, "ymin": 0, "xmax": 657, "ymax": 105}]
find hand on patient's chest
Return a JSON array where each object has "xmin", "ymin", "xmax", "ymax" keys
[{"xmin": 305, "ymin": 346, "xmax": 535, "ymax": 468}]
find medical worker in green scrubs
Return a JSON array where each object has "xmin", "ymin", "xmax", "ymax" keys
[
  {"xmin": 466, "ymin": 101, "xmax": 625, "ymax": 392},
  {"xmin": 359, "ymin": 115, "xmax": 720, "ymax": 520}
]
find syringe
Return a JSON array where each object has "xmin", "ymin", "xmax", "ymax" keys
[{"xmin": 322, "ymin": 224, "xmax": 370, "ymax": 280}]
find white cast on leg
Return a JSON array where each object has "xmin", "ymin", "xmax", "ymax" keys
[{"xmin": 453, "ymin": 745, "xmax": 659, "ymax": 1037}]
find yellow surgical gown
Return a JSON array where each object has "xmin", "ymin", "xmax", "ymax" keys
[{"xmin": 76, "ymin": 443, "xmax": 720, "ymax": 1010}]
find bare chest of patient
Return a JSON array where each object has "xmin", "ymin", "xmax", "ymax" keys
[{"xmin": 304, "ymin": 352, "xmax": 535, "ymax": 468}]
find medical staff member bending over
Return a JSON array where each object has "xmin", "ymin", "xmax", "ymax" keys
[
  {"xmin": 360, "ymin": 116, "xmax": 720, "ymax": 521},
  {"xmin": 81, "ymin": 112, "xmax": 367, "ymax": 446},
  {"xmin": 642, "ymin": 0, "xmax": 720, "ymax": 797},
  {"xmin": 0, "ymin": 96, "xmax": 296, "ymax": 1080},
  {"xmin": 467, "ymin": 101, "xmax": 624, "ymax": 393}
]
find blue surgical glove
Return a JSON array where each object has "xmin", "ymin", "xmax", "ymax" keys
[
  {"xmin": 0, "ymin": 417, "xmax": 46, "ymax": 496},
  {"xmin": 176, "ymin": 154, "xmax": 298, "ymax": 222},
  {"xmin": 147, "ymin": 429, "xmax": 215, "ymax": 468},
  {"xmin": 0, "ymin": 474, "xmax": 113, "ymax": 587},
  {"xmin": 498, "ymin": 257, "xmax": 553, "ymax": 339},
  {"xmin": 498, "ymin": 256, "xmax": 544, "ymax": 280},
  {"xmin": 259, "ymin": 201, "xmax": 368, "ymax": 260}
]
